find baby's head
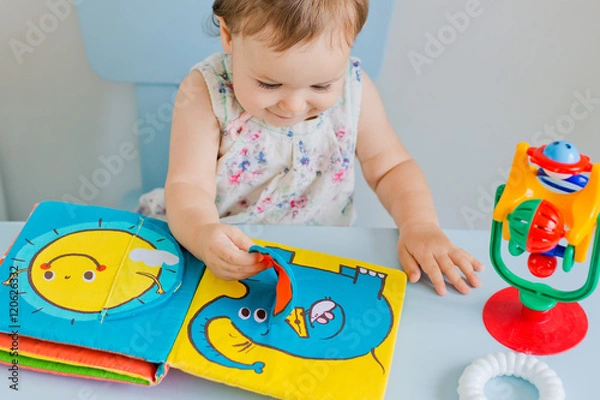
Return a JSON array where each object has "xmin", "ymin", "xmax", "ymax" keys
[{"xmin": 211, "ymin": 0, "xmax": 369, "ymax": 127}]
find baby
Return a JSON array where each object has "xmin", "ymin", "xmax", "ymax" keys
[{"xmin": 142, "ymin": 0, "xmax": 484, "ymax": 296}]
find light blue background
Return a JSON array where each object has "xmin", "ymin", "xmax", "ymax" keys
[{"xmin": 1, "ymin": 0, "xmax": 600, "ymax": 228}]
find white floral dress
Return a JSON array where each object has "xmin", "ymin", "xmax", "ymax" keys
[{"xmin": 138, "ymin": 52, "xmax": 363, "ymax": 226}]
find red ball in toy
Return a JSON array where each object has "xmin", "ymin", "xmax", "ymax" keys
[
  {"xmin": 528, "ymin": 200, "xmax": 565, "ymax": 253},
  {"xmin": 528, "ymin": 253, "xmax": 557, "ymax": 278},
  {"xmin": 507, "ymin": 199, "xmax": 566, "ymax": 255}
]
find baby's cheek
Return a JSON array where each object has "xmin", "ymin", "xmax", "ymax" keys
[
  {"xmin": 318, "ymin": 89, "xmax": 345, "ymax": 111},
  {"xmin": 231, "ymin": 81, "xmax": 262, "ymax": 111},
  {"xmin": 312, "ymin": 99, "xmax": 334, "ymax": 112}
]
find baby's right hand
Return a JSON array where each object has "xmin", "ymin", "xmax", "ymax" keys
[{"xmin": 196, "ymin": 223, "xmax": 267, "ymax": 280}]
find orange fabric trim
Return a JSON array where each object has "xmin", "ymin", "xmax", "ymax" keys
[
  {"xmin": 264, "ymin": 255, "xmax": 293, "ymax": 315},
  {"xmin": 0, "ymin": 333, "xmax": 158, "ymax": 382}
]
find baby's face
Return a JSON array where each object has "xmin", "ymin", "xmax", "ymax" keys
[{"xmin": 227, "ymin": 32, "xmax": 351, "ymax": 127}]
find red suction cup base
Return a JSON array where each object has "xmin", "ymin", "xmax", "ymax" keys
[{"xmin": 483, "ymin": 287, "xmax": 588, "ymax": 355}]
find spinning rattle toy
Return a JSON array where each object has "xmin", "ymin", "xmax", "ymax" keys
[{"xmin": 485, "ymin": 141, "xmax": 600, "ymax": 355}]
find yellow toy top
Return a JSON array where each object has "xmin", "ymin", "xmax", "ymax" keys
[{"xmin": 493, "ymin": 142, "xmax": 600, "ymax": 263}]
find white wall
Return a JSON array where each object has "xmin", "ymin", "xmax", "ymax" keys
[
  {"xmin": 0, "ymin": 0, "xmax": 140, "ymax": 221},
  {"xmin": 1, "ymin": 0, "xmax": 600, "ymax": 229}
]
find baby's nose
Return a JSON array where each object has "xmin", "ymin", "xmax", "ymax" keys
[{"xmin": 278, "ymin": 96, "xmax": 306, "ymax": 114}]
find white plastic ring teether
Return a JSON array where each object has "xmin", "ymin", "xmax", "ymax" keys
[{"xmin": 457, "ymin": 352, "xmax": 565, "ymax": 400}]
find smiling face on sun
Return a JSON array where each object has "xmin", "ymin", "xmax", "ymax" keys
[{"xmin": 29, "ymin": 229, "xmax": 163, "ymax": 313}]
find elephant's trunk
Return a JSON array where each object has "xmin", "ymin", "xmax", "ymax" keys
[{"xmin": 188, "ymin": 297, "xmax": 265, "ymax": 374}]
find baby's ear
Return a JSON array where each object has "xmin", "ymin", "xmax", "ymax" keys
[{"xmin": 217, "ymin": 16, "xmax": 233, "ymax": 54}]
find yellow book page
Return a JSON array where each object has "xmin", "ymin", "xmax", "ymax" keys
[{"xmin": 167, "ymin": 239, "xmax": 407, "ymax": 400}]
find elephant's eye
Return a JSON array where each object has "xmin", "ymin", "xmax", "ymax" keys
[
  {"xmin": 83, "ymin": 270, "xmax": 96, "ymax": 282},
  {"xmin": 238, "ymin": 307, "xmax": 251, "ymax": 320},
  {"xmin": 254, "ymin": 308, "xmax": 267, "ymax": 323},
  {"xmin": 43, "ymin": 271, "xmax": 55, "ymax": 281}
]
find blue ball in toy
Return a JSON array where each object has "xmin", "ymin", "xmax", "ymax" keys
[{"xmin": 543, "ymin": 141, "xmax": 581, "ymax": 164}]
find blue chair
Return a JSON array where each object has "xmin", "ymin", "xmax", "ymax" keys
[{"xmin": 75, "ymin": 0, "xmax": 395, "ymax": 210}]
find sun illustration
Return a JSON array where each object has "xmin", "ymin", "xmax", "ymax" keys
[{"xmin": 2, "ymin": 217, "xmax": 184, "ymax": 322}]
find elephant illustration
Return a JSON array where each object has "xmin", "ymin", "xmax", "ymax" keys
[{"xmin": 188, "ymin": 246, "xmax": 394, "ymax": 374}]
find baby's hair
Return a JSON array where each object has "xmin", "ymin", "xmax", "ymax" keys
[{"xmin": 211, "ymin": 0, "xmax": 369, "ymax": 51}]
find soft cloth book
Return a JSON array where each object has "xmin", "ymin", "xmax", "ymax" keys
[{"xmin": 0, "ymin": 201, "xmax": 407, "ymax": 399}]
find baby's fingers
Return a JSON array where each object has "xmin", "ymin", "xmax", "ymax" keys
[
  {"xmin": 472, "ymin": 259, "xmax": 485, "ymax": 272},
  {"xmin": 210, "ymin": 241, "xmax": 262, "ymax": 268},
  {"xmin": 217, "ymin": 259, "xmax": 266, "ymax": 280},
  {"xmin": 420, "ymin": 254, "xmax": 447, "ymax": 296},
  {"xmin": 398, "ymin": 246, "xmax": 421, "ymax": 283},
  {"xmin": 450, "ymin": 248, "xmax": 483, "ymax": 288},
  {"xmin": 436, "ymin": 254, "xmax": 471, "ymax": 295},
  {"xmin": 215, "ymin": 228, "xmax": 263, "ymax": 267},
  {"xmin": 223, "ymin": 225, "xmax": 255, "ymax": 252},
  {"xmin": 206, "ymin": 247, "xmax": 266, "ymax": 280}
]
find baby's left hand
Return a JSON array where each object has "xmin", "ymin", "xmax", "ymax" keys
[{"xmin": 397, "ymin": 221, "xmax": 484, "ymax": 295}]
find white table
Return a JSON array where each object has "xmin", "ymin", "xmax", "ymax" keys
[{"xmin": 0, "ymin": 222, "xmax": 596, "ymax": 399}]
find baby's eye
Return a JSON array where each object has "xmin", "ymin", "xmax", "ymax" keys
[
  {"xmin": 311, "ymin": 84, "xmax": 332, "ymax": 92},
  {"xmin": 257, "ymin": 81, "xmax": 281, "ymax": 90}
]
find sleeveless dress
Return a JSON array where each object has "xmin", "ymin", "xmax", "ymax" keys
[{"xmin": 138, "ymin": 52, "xmax": 363, "ymax": 226}]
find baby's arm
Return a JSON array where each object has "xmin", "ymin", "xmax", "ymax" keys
[
  {"xmin": 165, "ymin": 71, "xmax": 265, "ymax": 280},
  {"xmin": 356, "ymin": 73, "xmax": 483, "ymax": 295}
]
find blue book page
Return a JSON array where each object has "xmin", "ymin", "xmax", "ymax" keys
[{"xmin": 0, "ymin": 201, "xmax": 204, "ymax": 364}]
